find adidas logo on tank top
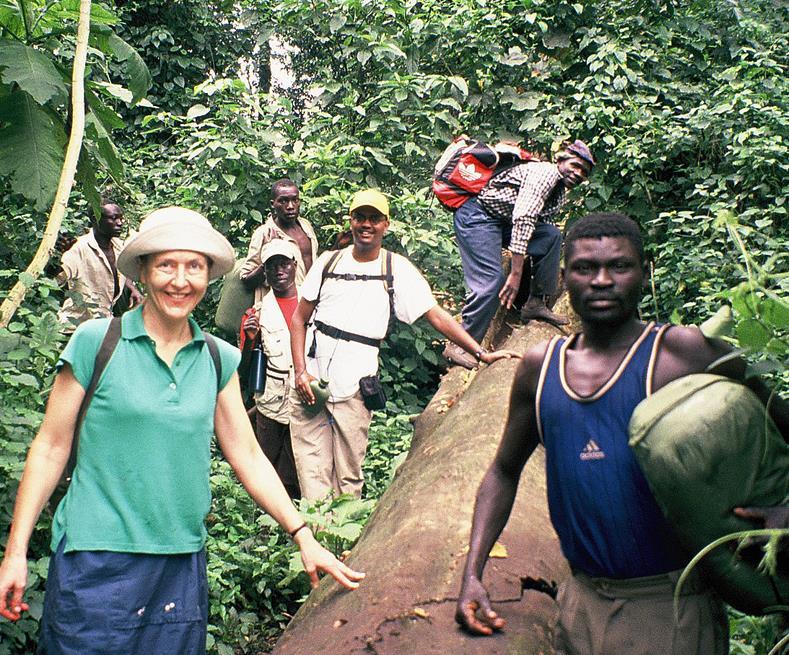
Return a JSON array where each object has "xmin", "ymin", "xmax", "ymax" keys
[{"xmin": 580, "ymin": 439, "xmax": 606, "ymax": 461}]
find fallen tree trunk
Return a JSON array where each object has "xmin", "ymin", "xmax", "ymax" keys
[{"xmin": 271, "ymin": 307, "xmax": 573, "ymax": 655}]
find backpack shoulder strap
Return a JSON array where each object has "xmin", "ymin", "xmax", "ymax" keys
[
  {"xmin": 66, "ymin": 316, "xmax": 122, "ymax": 476},
  {"xmin": 383, "ymin": 249, "xmax": 394, "ymax": 319},
  {"xmin": 203, "ymin": 332, "xmax": 223, "ymax": 391},
  {"xmin": 380, "ymin": 249, "xmax": 396, "ymax": 335},
  {"xmin": 316, "ymin": 249, "xmax": 343, "ymax": 306},
  {"xmin": 322, "ymin": 250, "xmax": 343, "ymax": 280}
]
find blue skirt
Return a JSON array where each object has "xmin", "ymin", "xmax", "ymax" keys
[{"xmin": 37, "ymin": 539, "xmax": 208, "ymax": 655}]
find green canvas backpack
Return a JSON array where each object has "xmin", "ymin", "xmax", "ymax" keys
[
  {"xmin": 214, "ymin": 259, "xmax": 253, "ymax": 337},
  {"xmin": 629, "ymin": 374, "xmax": 788, "ymax": 615}
]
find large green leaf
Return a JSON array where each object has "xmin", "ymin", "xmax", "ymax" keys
[
  {"xmin": 50, "ymin": 0, "xmax": 120, "ymax": 26},
  {"xmin": 106, "ymin": 33, "xmax": 152, "ymax": 104},
  {"xmin": 0, "ymin": 3, "xmax": 28, "ymax": 40},
  {"xmin": 75, "ymin": 148, "xmax": 102, "ymax": 218},
  {"xmin": 84, "ymin": 111, "xmax": 123, "ymax": 178},
  {"xmin": 0, "ymin": 42, "xmax": 67, "ymax": 106},
  {"xmin": 0, "ymin": 90, "xmax": 65, "ymax": 211},
  {"xmin": 736, "ymin": 318, "xmax": 772, "ymax": 351},
  {"xmin": 85, "ymin": 86, "xmax": 124, "ymax": 131}
]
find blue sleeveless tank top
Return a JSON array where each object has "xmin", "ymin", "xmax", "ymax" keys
[{"xmin": 536, "ymin": 322, "xmax": 687, "ymax": 579}]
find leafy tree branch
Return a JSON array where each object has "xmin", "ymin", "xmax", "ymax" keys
[{"xmin": 0, "ymin": 0, "xmax": 91, "ymax": 329}]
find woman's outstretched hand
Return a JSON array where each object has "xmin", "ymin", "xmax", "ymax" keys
[{"xmin": 294, "ymin": 528, "xmax": 365, "ymax": 590}]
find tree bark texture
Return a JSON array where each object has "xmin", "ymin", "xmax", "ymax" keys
[
  {"xmin": 0, "ymin": 0, "xmax": 91, "ymax": 328},
  {"xmin": 272, "ymin": 305, "xmax": 574, "ymax": 655}
]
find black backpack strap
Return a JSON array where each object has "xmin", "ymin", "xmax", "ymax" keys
[
  {"xmin": 313, "ymin": 319, "xmax": 382, "ymax": 348},
  {"xmin": 66, "ymin": 316, "xmax": 122, "ymax": 477},
  {"xmin": 316, "ymin": 250, "xmax": 343, "ymax": 306},
  {"xmin": 313, "ymin": 248, "xmax": 397, "ymax": 341},
  {"xmin": 324, "ymin": 271, "xmax": 389, "ymax": 281},
  {"xmin": 383, "ymin": 249, "xmax": 394, "ymax": 328},
  {"xmin": 203, "ymin": 332, "xmax": 223, "ymax": 390},
  {"xmin": 308, "ymin": 250, "xmax": 344, "ymax": 351}
]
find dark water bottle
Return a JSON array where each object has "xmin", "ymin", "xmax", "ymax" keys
[{"xmin": 248, "ymin": 345, "xmax": 267, "ymax": 394}]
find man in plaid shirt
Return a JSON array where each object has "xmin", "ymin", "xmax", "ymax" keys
[{"xmin": 444, "ymin": 140, "xmax": 594, "ymax": 369}]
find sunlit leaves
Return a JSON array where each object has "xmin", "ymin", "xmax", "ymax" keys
[
  {"xmin": 500, "ymin": 46, "xmax": 529, "ymax": 66},
  {"xmin": 49, "ymin": 0, "xmax": 120, "ymax": 27},
  {"xmin": 186, "ymin": 103, "xmax": 211, "ymax": 119},
  {"xmin": 501, "ymin": 87, "xmax": 542, "ymax": 111}
]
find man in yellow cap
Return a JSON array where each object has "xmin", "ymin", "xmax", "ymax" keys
[{"xmin": 289, "ymin": 189, "xmax": 517, "ymax": 500}]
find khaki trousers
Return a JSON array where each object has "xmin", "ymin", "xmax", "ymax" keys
[
  {"xmin": 555, "ymin": 569, "xmax": 729, "ymax": 655},
  {"xmin": 289, "ymin": 389, "xmax": 372, "ymax": 500}
]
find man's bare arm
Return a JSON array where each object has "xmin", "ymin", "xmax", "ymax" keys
[
  {"xmin": 290, "ymin": 298, "xmax": 317, "ymax": 404},
  {"xmin": 240, "ymin": 264, "xmax": 266, "ymax": 291},
  {"xmin": 455, "ymin": 343, "xmax": 546, "ymax": 635}
]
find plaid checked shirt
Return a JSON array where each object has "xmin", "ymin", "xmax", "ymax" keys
[{"xmin": 478, "ymin": 161, "xmax": 567, "ymax": 255}]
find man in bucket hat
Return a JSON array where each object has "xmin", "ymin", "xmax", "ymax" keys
[
  {"xmin": 446, "ymin": 138, "xmax": 594, "ymax": 369},
  {"xmin": 0, "ymin": 206, "xmax": 363, "ymax": 654}
]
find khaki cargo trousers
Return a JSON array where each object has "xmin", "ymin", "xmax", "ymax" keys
[
  {"xmin": 555, "ymin": 568, "xmax": 729, "ymax": 655},
  {"xmin": 289, "ymin": 389, "xmax": 371, "ymax": 500}
]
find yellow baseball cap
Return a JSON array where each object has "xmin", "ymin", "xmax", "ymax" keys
[{"xmin": 349, "ymin": 189, "xmax": 389, "ymax": 218}]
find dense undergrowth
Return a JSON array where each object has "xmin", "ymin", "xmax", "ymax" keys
[{"xmin": 1, "ymin": 0, "xmax": 787, "ymax": 652}]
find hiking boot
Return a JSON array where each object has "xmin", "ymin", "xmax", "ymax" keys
[
  {"xmin": 442, "ymin": 342, "xmax": 478, "ymax": 370},
  {"xmin": 520, "ymin": 304, "xmax": 570, "ymax": 327}
]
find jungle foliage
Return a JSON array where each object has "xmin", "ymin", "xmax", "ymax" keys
[
  {"xmin": 0, "ymin": 0, "xmax": 151, "ymax": 216},
  {"xmin": 1, "ymin": 0, "xmax": 787, "ymax": 652}
]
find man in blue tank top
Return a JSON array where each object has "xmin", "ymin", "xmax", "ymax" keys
[{"xmin": 455, "ymin": 213, "xmax": 789, "ymax": 654}]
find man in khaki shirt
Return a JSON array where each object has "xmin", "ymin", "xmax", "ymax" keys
[
  {"xmin": 57, "ymin": 201, "xmax": 141, "ymax": 329},
  {"xmin": 240, "ymin": 179, "xmax": 319, "ymax": 304}
]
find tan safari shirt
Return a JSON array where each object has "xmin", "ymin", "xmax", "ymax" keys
[{"xmin": 57, "ymin": 230, "xmax": 125, "ymax": 329}]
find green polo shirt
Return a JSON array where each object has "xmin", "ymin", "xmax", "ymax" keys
[{"xmin": 52, "ymin": 305, "xmax": 241, "ymax": 554}]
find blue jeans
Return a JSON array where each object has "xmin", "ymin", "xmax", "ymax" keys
[
  {"xmin": 454, "ymin": 198, "xmax": 562, "ymax": 341},
  {"xmin": 38, "ymin": 539, "xmax": 208, "ymax": 655}
]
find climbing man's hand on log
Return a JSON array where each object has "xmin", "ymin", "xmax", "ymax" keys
[
  {"xmin": 479, "ymin": 349, "xmax": 521, "ymax": 366},
  {"xmin": 455, "ymin": 575, "xmax": 506, "ymax": 635}
]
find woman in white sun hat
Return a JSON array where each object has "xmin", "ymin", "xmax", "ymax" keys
[{"xmin": 0, "ymin": 207, "xmax": 363, "ymax": 654}]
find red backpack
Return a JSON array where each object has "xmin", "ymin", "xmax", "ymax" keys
[{"xmin": 432, "ymin": 136, "xmax": 535, "ymax": 211}]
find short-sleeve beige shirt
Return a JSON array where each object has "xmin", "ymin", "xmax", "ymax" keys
[{"xmin": 57, "ymin": 230, "xmax": 125, "ymax": 328}]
